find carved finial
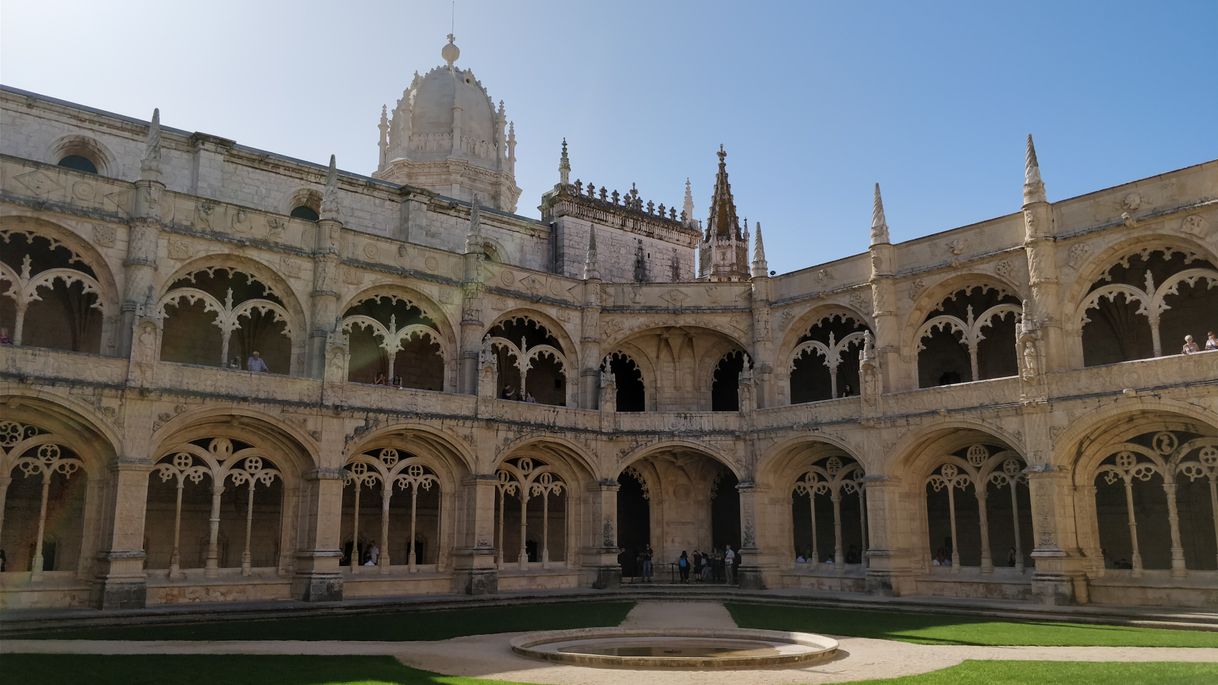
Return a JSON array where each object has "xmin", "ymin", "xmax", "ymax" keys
[
  {"xmin": 140, "ymin": 107, "xmax": 162, "ymax": 181},
  {"xmin": 717, "ymin": 144, "xmax": 727, "ymax": 164},
  {"xmin": 583, "ymin": 229, "xmax": 600, "ymax": 280},
  {"xmin": 559, "ymin": 138, "xmax": 570, "ymax": 185},
  {"xmin": 683, "ymin": 178, "xmax": 696, "ymax": 227},
  {"xmin": 751, "ymin": 221, "xmax": 768, "ymax": 278},
  {"xmin": 320, "ymin": 154, "xmax": 340, "ymax": 221},
  {"xmin": 442, "ymin": 33, "xmax": 460, "ymax": 68},
  {"xmin": 1023, "ymin": 133, "xmax": 1047, "ymax": 205},
  {"xmin": 377, "ymin": 105, "xmax": 390, "ymax": 168},
  {"xmin": 465, "ymin": 194, "xmax": 482, "ymax": 253},
  {"xmin": 871, "ymin": 182, "xmax": 890, "ymax": 246}
]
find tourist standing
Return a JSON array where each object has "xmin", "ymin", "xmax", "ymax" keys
[
  {"xmin": 724, "ymin": 545, "xmax": 736, "ymax": 584},
  {"xmin": 641, "ymin": 543, "xmax": 653, "ymax": 582},
  {"xmin": 247, "ymin": 350, "xmax": 269, "ymax": 372},
  {"xmin": 678, "ymin": 550, "xmax": 690, "ymax": 583}
]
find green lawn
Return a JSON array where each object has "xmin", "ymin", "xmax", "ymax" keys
[
  {"xmin": 9, "ymin": 601, "xmax": 634, "ymax": 642},
  {"xmin": 4, "ymin": 655, "xmax": 1217, "ymax": 685},
  {"xmin": 727, "ymin": 602, "xmax": 1218, "ymax": 647}
]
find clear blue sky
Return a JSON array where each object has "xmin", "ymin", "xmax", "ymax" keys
[{"xmin": 3, "ymin": 0, "xmax": 1215, "ymax": 274}]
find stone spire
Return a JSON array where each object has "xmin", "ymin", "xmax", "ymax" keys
[
  {"xmin": 465, "ymin": 194, "xmax": 482, "ymax": 254},
  {"xmin": 377, "ymin": 105, "xmax": 389, "ymax": 167},
  {"xmin": 682, "ymin": 177, "xmax": 696, "ymax": 227},
  {"xmin": 706, "ymin": 145, "xmax": 742, "ymax": 240},
  {"xmin": 751, "ymin": 221, "xmax": 768, "ymax": 278},
  {"xmin": 870, "ymin": 182, "xmax": 890, "ymax": 246},
  {"xmin": 1023, "ymin": 134, "xmax": 1047, "ymax": 206},
  {"xmin": 583, "ymin": 229, "xmax": 599, "ymax": 281},
  {"xmin": 320, "ymin": 155, "xmax": 341, "ymax": 221},
  {"xmin": 140, "ymin": 108, "xmax": 162, "ymax": 181},
  {"xmin": 559, "ymin": 138, "xmax": 570, "ymax": 186}
]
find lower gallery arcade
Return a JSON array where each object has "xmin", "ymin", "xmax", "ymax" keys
[{"xmin": 1, "ymin": 392, "xmax": 1216, "ymax": 610}]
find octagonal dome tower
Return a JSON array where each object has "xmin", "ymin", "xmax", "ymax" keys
[{"xmin": 374, "ymin": 34, "xmax": 522, "ymax": 212}]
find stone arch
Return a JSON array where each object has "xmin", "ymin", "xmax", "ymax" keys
[
  {"xmin": 0, "ymin": 396, "xmax": 118, "ymax": 579},
  {"xmin": 157, "ymin": 255, "xmax": 308, "ymax": 374},
  {"xmin": 0, "ymin": 216, "xmax": 121, "ymax": 354},
  {"xmin": 781, "ymin": 307, "xmax": 871, "ymax": 404},
  {"xmin": 338, "ymin": 427, "xmax": 470, "ymax": 574},
  {"xmin": 48, "ymin": 134, "xmax": 116, "ymax": 175},
  {"xmin": 483, "ymin": 310, "xmax": 577, "ymax": 406},
  {"xmin": 1065, "ymin": 408, "xmax": 1218, "ymax": 576},
  {"xmin": 492, "ymin": 437, "xmax": 595, "ymax": 570},
  {"xmin": 906, "ymin": 275, "xmax": 1023, "ymax": 387},
  {"xmin": 1067, "ymin": 238, "xmax": 1218, "ymax": 366},
  {"xmin": 895, "ymin": 425, "xmax": 1032, "ymax": 575},
  {"xmin": 1063, "ymin": 233, "xmax": 1218, "ymax": 313},
  {"xmin": 339, "ymin": 285, "xmax": 456, "ymax": 390},
  {"xmin": 284, "ymin": 188, "xmax": 322, "ymax": 221},
  {"xmin": 146, "ymin": 410, "xmax": 316, "ymax": 576},
  {"xmin": 777, "ymin": 303, "xmax": 874, "ymax": 364},
  {"xmin": 618, "ymin": 440, "xmax": 744, "ymax": 482}
]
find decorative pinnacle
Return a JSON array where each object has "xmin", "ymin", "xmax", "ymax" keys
[
  {"xmin": 1023, "ymin": 133, "xmax": 1047, "ymax": 205},
  {"xmin": 683, "ymin": 178, "xmax": 696, "ymax": 226},
  {"xmin": 559, "ymin": 138, "xmax": 570, "ymax": 185},
  {"xmin": 465, "ymin": 194, "xmax": 482, "ymax": 254},
  {"xmin": 870, "ymin": 182, "xmax": 890, "ymax": 246},
  {"xmin": 321, "ymin": 154, "xmax": 340, "ymax": 221},
  {"xmin": 751, "ymin": 221, "xmax": 769, "ymax": 278},
  {"xmin": 717, "ymin": 144, "xmax": 727, "ymax": 165},
  {"xmin": 140, "ymin": 107, "xmax": 162, "ymax": 180},
  {"xmin": 583, "ymin": 229, "xmax": 600, "ymax": 280}
]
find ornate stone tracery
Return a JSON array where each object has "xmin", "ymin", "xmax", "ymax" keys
[
  {"xmin": 342, "ymin": 447, "xmax": 440, "ymax": 573},
  {"xmin": 792, "ymin": 454, "xmax": 866, "ymax": 569},
  {"xmin": 925, "ymin": 444, "xmax": 1028, "ymax": 573},
  {"xmin": 495, "ymin": 456, "xmax": 566, "ymax": 569}
]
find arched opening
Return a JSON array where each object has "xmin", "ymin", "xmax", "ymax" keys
[
  {"xmin": 484, "ymin": 316, "xmax": 569, "ymax": 406},
  {"xmin": 1, "ymin": 422, "xmax": 88, "ymax": 575},
  {"xmin": 603, "ymin": 352, "xmax": 645, "ymax": 412},
  {"xmin": 1092, "ymin": 430, "xmax": 1218, "ymax": 573},
  {"xmin": 341, "ymin": 294, "xmax": 445, "ymax": 389},
  {"xmin": 917, "ymin": 286, "xmax": 1020, "ymax": 387},
  {"xmin": 1080, "ymin": 248, "xmax": 1218, "ymax": 365},
  {"xmin": 159, "ymin": 267, "xmax": 292, "ymax": 372},
  {"xmin": 340, "ymin": 447, "xmax": 441, "ymax": 572},
  {"xmin": 712, "ymin": 350, "xmax": 750, "ymax": 411},
  {"xmin": 616, "ymin": 467, "xmax": 650, "ymax": 579},
  {"xmin": 924, "ymin": 443, "xmax": 1032, "ymax": 572},
  {"xmin": 289, "ymin": 206, "xmax": 319, "ymax": 221},
  {"xmin": 494, "ymin": 456, "xmax": 568, "ymax": 568},
  {"xmin": 0, "ymin": 229, "xmax": 105, "ymax": 352},
  {"xmin": 789, "ymin": 314, "xmax": 868, "ymax": 403},
  {"xmin": 791, "ymin": 455, "xmax": 866, "ymax": 569},
  {"xmin": 621, "ymin": 448, "xmax": 740, "ymax": 581},
  {"xmin": 57, "ymin": 154, "xmax": 98, "ymax": 174},
  {"xmin": 144, "ymin": 436, "xmax": 285, "ymax": 576}
]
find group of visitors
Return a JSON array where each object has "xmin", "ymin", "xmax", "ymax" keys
[
  {"xmin": 500, "ymin": 385, "xmax": 538, "ymax": 402},
  {"xmin": 1181, "ymin": 331, "xmax": 1218, "ymax": 354},
  {"xmin": 340, "ymin": 540, "xmax": 381, "ymax": 567},
  {"xmin": 795, "ymin": 544, "xmax": 863, "ymax": 565},
  {"xmin": 227, "ymin": 351, "xmax": 269, "ymax": 372},
  {"xmin": 373, "ymin": 372, "xmax": 407, "ymax": 387},
  {"xmin": 675, "ymin": 545, "xmax": 741, "ymax": 584}
]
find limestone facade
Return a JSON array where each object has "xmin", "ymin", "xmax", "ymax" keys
[{"xmin": 1, "ymin": 44, "xmax": 1217, "ymax": 611}]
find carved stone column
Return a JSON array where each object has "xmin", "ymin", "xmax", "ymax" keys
[
  {"xmin": 119, "ymin": 181, "xmax": 163, "ymax": 357},
  {"xmin": 1026, "ymin": 465, "xmax": 1090, "ymax": 604},
  {"xmin": 459, "ymin": 251, "xmax": 485, "ymax": 395},
  {"xmin": 585, "ymin": 479, "xmax": 622, "ymax": 589},
  {"xmin": 308, "ymin": 221, "xmax": 341, "ymax": 380},
  {"xmin": 290, "ymin": 467, "xmax": 345, "ymax": 602},
  {"xmin": 862, "ymin": 475, "xmax": 914, "ymax": 595},
  {"xmin": 89, "ymin": 458, "xmax": 154, "ymax": 609},
  {"xmin": 451, "ymin": 474, "xmax": 499, "ymax": 595},
  {"xmin": 580, "ymin": 277, "xmax": 602, "ymax": 410},
  {"xmin": 736, "ymin": 479, "xmax": 767, "ymax": 589}
]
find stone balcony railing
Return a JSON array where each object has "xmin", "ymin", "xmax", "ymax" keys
[{"xmin": 3, "ymin": 346, "xmax": 1213, "ymax": 438}]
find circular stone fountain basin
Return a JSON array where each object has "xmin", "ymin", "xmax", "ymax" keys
[{"xmin": 511, "ymin": 628, "xmax": 838, "ymax": 669}]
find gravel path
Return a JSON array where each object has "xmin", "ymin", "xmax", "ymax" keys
[{"xmin": 5, "ymin": 601, "xmax": 1216, "ymax": 685}]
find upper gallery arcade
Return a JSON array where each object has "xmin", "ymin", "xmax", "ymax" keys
[{"xmin": 0, "ymin": 34, "xmax": 1216, "ymax": 612}]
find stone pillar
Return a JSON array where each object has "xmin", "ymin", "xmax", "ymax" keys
[
  {"xmin": 290, "ymin": 468, "xmax": 345, "ymax": 602},
  {"xmin": 119, "ymin": 180, "xmax": 163, "ymax": 357},
  {"xmin": 736, "ymin": 480, "xmax": 766, "ymax": 589},
  {"xmin": 862, "ymin": 475, "xmax": 913, "ymax": 596},
  {"xmin": 750, "ymin": 272, "xmax": 775, "ymax": 408},
  {"xmin": 1026, "ymin": 465, "xmax": 1090, "ymax": 604},
  {"xmin": 459, "ymin": 251, "xmax": 486, "ymax": 395},
  {"xmin": 89, "ymin": 459, "xmax": 153, "ymax": 609},
  {"xmin": 307, "ymin": 220, "xmax": 341, "ymax": 379},
  {"xmin": 451, "ymin": 474, "xmax": 499, "ymax": 594},
  {"xmin": 580, "ymin": 272, "xmax": 602, "ymax": 410},
  {"xmin": 868, "ymin": 243, "xmax": 905, "ymax": 392},
  {"xmin": 586, "ymin": 479, "xmax": 622, "ymax": 589}
]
